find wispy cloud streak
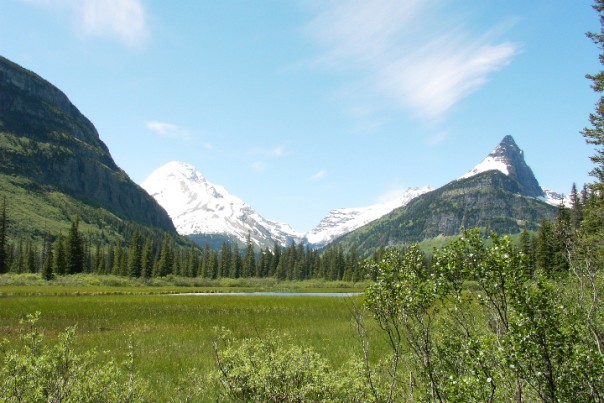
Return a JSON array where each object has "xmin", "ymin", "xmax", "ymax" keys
[
  {"xmin": 21, "ymin": 0, "xmax": 148, "ymax": 47},
  {"xmin": 146, "ymin": 121, "xmax": 192, "ymax": 141},
  {"xmin": 305, "ymin": 0, "xmax": 518, "ymax": 120}
]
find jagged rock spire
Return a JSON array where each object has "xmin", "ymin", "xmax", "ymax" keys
[{"xmin": 460, "ymin": 135, "xmax": 545, "ymax": 198}]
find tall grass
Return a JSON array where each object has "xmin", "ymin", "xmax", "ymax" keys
[{"xmin": 0, "ymin": 282, "xmax": 379, "ymax": 401}]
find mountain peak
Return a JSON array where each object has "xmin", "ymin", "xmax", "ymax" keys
[
  {"xmin": 141, "ymin": 162, "xmax": 302, "ymax": 248},
  {"xmin": 156, "ymin": 161, "xmax": 208, "ymax": 183},
  {"xmin": 459, "ymin": 135, "xmax": 545, "ymax": 198}
]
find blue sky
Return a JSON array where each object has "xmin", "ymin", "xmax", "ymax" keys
[{"xmin": 0, "ymin": 0, "xmax": 600, "ymax": 232}]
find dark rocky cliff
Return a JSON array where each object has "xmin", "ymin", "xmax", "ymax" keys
[
  {"xmin": 487, "ymin": 135, "xmax": 544, "ymax": 198},
  {"xmin": 0, "ymin": 56, "xmax": 175, "ymax": 232}
]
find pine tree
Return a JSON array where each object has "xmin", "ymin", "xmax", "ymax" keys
[
  {"xmin": 154, "ymin": 235, "xmax": 173, "ymax": 277},
  {"xmin": 25, "ymin": 240, "xmax": 36, "ymax": 273},
  {"xmin": 581, "ymin": 0, "xmax": 604, "ymax": 233},
  {"xmin": 229, "ymin": 243, "xmax": 241, "ymax": 278},
  {"xmin": 41, "ymin": 234, "xmax": 54, "ymax": 281},
  {"xmin": 93, "ymin": 243, "xmax": 104, "ymax": 274},
  {"xmin": 584, "ymin": 1, "xmax": 604, "ymax": 180},
  {"xmin": 218, "ymin": 242, "xmax": 232, "ymax": 279},
  {"xmin": 127, "ymin": 232, "xmax": 143, "ymax": 277},
  {"xmin": 0, "ymin": 197, "xmax": 8, "ymax": 274},
  {"xmin": 242, "ymin": 233, "xmax": 256, "ymax": 278},
  {"xmin": 52, "ymin": 234, "xmax": 67, "ymax": 275},
  {"xmin": 15, "ymin": 238, "xmax": 25, "ymax": 273},
  {"xmin": 208, "ymin": 250, "xmax": 219, "ymax": 279},
  {"xmin": 140, "ymin": 238, "xmax": 154, "ymax": 279},
  {"xmin": 112, "ymin": 242, "xmax": 123, "ymax": 275},
  {"xmin": 569, "ymin": 183, "xmax": 584, "ymax": 228},
  {"xmin": 66, "ymin": 216, "xmax": 84, "ymax": 274}
]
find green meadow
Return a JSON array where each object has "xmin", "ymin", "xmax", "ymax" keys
[{"xmin": 0, "ymin": 275, "xmax": 378, "ymax": 401}]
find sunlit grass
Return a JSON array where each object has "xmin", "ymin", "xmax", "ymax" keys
[{"xmin": 0, "ymin": 278, "xmax": 380, "ymax": 401}]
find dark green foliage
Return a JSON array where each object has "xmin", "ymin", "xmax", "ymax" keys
[
  {"xmin": 127, "ymin": 232, "xmax": 142, "ymax": 278},
  {"xmin": 140, "ymin": 238, "xmax": 154, "ymax": 279},
  {"xmin": 41, "ymin": 234, "xmax": 54, "ymax": 280},
  {"xmin": 52, "ymin": 234, "xmax": 66, "ymax": 275},
  {"xmin": 66, "ymin": 216, "xmax": 84, "ymax": 274},
  {"xmin": 153, "ymin": 235, "xmax": 173, "ymax": 277},
  {"xmin": 0, "ymin": 197, "xmax": 7, "ymax": 274},
  {"xmin": 583, "ymin": 0, "xmax": 604, "ymax": 185}
]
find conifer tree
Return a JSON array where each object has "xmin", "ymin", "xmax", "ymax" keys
[
  {"xmin": 127, "ymin": 232, "xmax": 143, "ymax": 277},
  {"xmin": 154, "ymin": 235, "xmax": 173, "ymax": 277},
  {"xmin": 66, "ymin": 216, "xmax": 84, "ymax": 274},
  {"xmin": 0, "ymin": 197, "xmax": 8, "ymax": 274},
  {"xmin": 219, "ymin": 242, "xmax": 232, "ymax": 279},
  {"xmin": 229, "ymin": 243, "xmax": 241, "ymax": 278},
  {"xmin": 584, "ymin": 0, "xmax": 604, "ymax": 182},
  {"xmin": 52, "ymin": 234, "xmax": 66, "ymax": 275},
  {"xmin": 15, "ymin": 238, "xmax": 25, "ymax": 273},
  {"xmin": 93, "ymin": 243, "xmax": 104, "ymax": 274},
  {"xmin": 578, "ymin": 2, "xmax": 604, "ymax": 276},
  {"xmin": 186, "ymin": 246, "xmax": 199, "ymax": 277},
  {"xmin": 243, "ymin": 233, "xmax": 256, "ymax": 278},
  {"xmin": 140, "ymin": 238, "xmax": 154, "ymax": 279},
  {"xmin": 112, "ymin": 242, "xmax": 123, "ymax": 275},
  {"xmin": 208, "ymin": 250, "xmax": 219, "ymax": 279},
  {"xmin": 25, "ymin": 240, "xmax": 36, "ymax": 273},
  {"xmin": 41, "ymin": 235, "xmax": 54, "ymax": 280},
  {"xmin": 570, "ymin": 183, "xmax": 584, "ymax": 228}
]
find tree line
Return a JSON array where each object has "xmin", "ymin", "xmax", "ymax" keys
[
  {"xmin": 0, "ymin": 181, "xmax": 592, "ymax": 283},
  {"xmin": 0, "ymin": 204, "xmax": 365, "ymax": 281}
]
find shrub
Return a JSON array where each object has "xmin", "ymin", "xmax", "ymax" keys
[{"xmin": 0, "ymin": 312, "xmax": 146, "ymax": 402}]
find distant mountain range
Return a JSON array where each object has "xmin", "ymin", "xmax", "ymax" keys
[
  {"xmin": 142, "ymin": 135, "xmax": 565, "ymax": 251},
  {"xmin": 141, "ymin": 161, "xmax": 432, "ymax": 249},
  {"xmin": 0, "ymin": 54, "xmax": 567, "ymax": 254}
]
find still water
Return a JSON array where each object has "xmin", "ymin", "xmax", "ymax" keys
[{"xmin": 171, "ymin": 291, "xmax": 362, "ymax": 297}]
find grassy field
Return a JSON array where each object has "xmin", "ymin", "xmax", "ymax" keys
[{"xmin": 0, "ymin": 275, "xmax": 377, "ymax": 401}]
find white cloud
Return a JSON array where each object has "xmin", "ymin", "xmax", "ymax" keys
[
  {"xmin": 305, "ymin": 0, "xmax": 518, "ymax": 121},
  {"xmin": 20, "ymin": 0, "xmax": 148, "ymax": 47},
  {"xmin": 146, "ymin": 121, "xmax": 192, "ymax": 141},
  {"xmin": 310, "ymin": 170, "xmax": 327, "ymax": 180}
]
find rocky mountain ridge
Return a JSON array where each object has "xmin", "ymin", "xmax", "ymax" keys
[
  {"xmin": 0, "ymin": 55, "xmax": 176, "ymax": 238},
  {"xmin": 333, "ymin": 135, "xmax": 559, "ymax": 253}
]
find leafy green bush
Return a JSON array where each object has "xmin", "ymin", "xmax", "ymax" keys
[
  {"xmin": 210, "ymin": 329, "xmax": 370, "ymax": 402},
  {"xmin": 0, "ymin": 312, "xmax": 146, "ymax": 402}
]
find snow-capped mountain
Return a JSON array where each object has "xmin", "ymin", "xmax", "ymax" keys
[
  {"xmin": 458, "ymin": 134, "xmax": 570, "ymax": 206},
  {"xmin": 141, "ymin": 161, "xmax": 431, "ymax": 249},
  {"xmin": 141, "ymin": 161, "xmax": 302, "ymax": 248},
  {"xmin": 304, "ymin": 186, "xmax": 432, "ymax": 248},
  {"xmin": 143, "ymin": 136, "xmax": 569, "ymax": 250},
  {"xmin": 458, "ymin": 135, "xmax": 545, "ymax": 198},
  {"xmin": 542, "ymin": 188, "xmax": 571, "ymax": 207}
]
